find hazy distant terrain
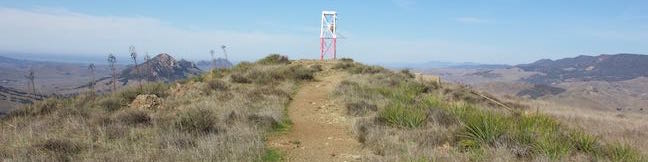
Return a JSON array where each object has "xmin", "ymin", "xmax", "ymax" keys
[
  {"xmin": 420, "ymin": 53, "xmax": 648, "ymax": 112},
  {"xmin": 0, "ymin": 54, "xmax": 206, "ymax": 113},
  {"xmin": 0, "ymin": 55, "xmax": 122, "ymax": 113}
]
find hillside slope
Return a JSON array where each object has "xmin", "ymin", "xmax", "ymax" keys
[{"xmin": 518, "ymin": 53, "xmax": 648, "ymax": 84}]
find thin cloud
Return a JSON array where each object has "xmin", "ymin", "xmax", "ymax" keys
[
  {"xmin": 454, "ymin": 17, "xmax": 491, "ymax": 24},
  {"xmin": 0, "ymin": 7, "xmax": 315, "ymax": 61}
]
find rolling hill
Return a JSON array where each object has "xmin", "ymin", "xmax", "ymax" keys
[{"xmin": 0, "ymin": 55, "xmax": 644, "ymax": 161}]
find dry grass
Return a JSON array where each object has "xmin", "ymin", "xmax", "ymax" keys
[
  {"xmin": 0, "ymin": 54, "xmax": 315, "ymax": 161},
  {"xmin": 529, "ymin": 100, "xmax": 648, "ymax": 154},
  {"xmin": 333, "ymin": 62, "xmax": 645, "ymax": 161}
]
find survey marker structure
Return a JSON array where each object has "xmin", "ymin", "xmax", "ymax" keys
[{"xmin": 320, "ymin": 11, "xmax": 337, "ymax": 60}]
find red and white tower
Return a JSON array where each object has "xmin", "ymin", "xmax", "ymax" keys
[{"xmin": 320, "ymin": 11, "xmax": 337, "ymax": 60}]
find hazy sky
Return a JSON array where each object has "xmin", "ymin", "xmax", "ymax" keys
[{"xmin": 0, "ymin": 0, "xmax": 647, "ymax": 64}]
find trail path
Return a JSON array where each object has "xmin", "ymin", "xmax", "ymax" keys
[{"xmin": 268, "ymin": 71, "xmax": 367, "ymax": 161}]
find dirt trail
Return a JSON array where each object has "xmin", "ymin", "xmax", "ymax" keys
[{"xmin": 268, "ymin": 71, "xmax": 366, "ymax": 161}]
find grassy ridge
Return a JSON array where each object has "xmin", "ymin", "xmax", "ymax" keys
[
  {"xmin": 333, "ymin": 60, "xmax": 644, "ymax": 161},
  {"xmin": 0, "ymin": 55, "xmax": 315, "ymax": 161}
]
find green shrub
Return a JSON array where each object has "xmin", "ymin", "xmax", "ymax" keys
[
  {"xmin": 247, "ymin": 69, "xmax": 280, "ymax": 85},
  {"xmin": 569, "ymin": 131, "xmax": 600, "ymax": 154},
  {"xmin": 175, "ymin": 107, "xmax": 220, "ymax": 135},
  {"xmin": 289, "ymin": 65, "xmax": 315, "ymax": 80},
  {"xmin": 98, "ymin": 97, "xmax": 121, "ymax": 111},
  {"xmin": 117, "ymin": 83, "xmax": 169, "ymax": 104},
  {"xmin": 379, "ymin": 102, "xmax": 427, "ymax": 128},
  {"xmin": 262, "ymin": 148, "xmax": 282, "ymax": 162},
  {"xmin": 604, "ymin": 143, "xmax": 642, "ymax": 162},
  {"xmin": 533, "ymin": 134, "xmax": 571, "ymax": 160},
  {"xmin": 257, "ymin": 54, "xmax": 290, "ymax": 65},
  {"xmin": 454, "ymin": 105, "xmax": 507, "ymax": 147},
  {"xmin": 348, "ymin": 65, "xmax": 386, "ymax": 74}
]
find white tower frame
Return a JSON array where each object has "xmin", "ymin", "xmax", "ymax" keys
[{"xmin": 320, "ymin": 11, "xmax": 337, "ymax": 60}]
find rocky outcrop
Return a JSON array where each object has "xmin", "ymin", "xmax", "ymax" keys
[{"xmin": 120, "ymin": 53, "xmax": 202, "ymax": 82}]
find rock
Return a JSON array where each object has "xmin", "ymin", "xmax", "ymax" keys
[{"xmin": 129, "ymin": 94, "xmax": 161, "ymax": 110}]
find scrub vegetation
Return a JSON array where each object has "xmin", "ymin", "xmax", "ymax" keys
[{"xmin": 333, "ymin": 61, "xmax": 645, "ymax": 161}]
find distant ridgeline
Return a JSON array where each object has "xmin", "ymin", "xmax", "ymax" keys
[{"xmin": 517, "ymin": 54, "xmax": 648, "ymax": 84}]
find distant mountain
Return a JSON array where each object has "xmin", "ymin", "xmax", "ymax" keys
[
  {"xmin": 380, "ymin": 61, "xmax": 510, "ymax": 70},
  {"xmin": 120, "ymin": 53, "xmax": 202, "ymax": 82},
  {"xmin": 196, "ymin": 58, "xmax": 233, "ymax": 70},
  {"xmin": 517, "ymin": 54, "xmax": 648, "ymax": 84}
]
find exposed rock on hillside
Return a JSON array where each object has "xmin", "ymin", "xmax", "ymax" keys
[{"xmin": 120, "ymin": 53, "xmax": 202, "ymax": 82}]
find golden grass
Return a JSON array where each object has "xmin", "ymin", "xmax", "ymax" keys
[{"xmin": 0, "ymin": 55, "xmax": 317, "ymax": 161}]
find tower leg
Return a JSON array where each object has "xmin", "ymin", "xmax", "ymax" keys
[
  {"xmin": 320, "ymin": 38, "xmax": 324, "ymax": 61},
  {"xmin": 333, "ymin": 38, "xmax": 337, "ymax": 60}
]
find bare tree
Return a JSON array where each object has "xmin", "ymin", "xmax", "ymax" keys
[
  {"xmin": 144, "ymin": 52, "xmax": 151, "ymax": 62},
  {"xmin": 88, "ymin": 63, "xmax": 96, "ymax": 96},
  {"xmin": 209, "ymin": 49, "xmax": 215, "ymax": 70},
  {"xmin": 144, "ymin": 52, "xmax": 151, "ymax": 81},
  {"xmin": 107, "ymin": 53, "xmax": 117, "ymax": 93},
  {"xmin": 129, "ymin": 45, "xmax": 141, "ymax": 90},
  {"xmin": 221, "ymin": 45, "xmax": 228, "ymax": 60},
  {"xmin": 24, "ymin": 67, "xmax": 36, "ymax": 95}
]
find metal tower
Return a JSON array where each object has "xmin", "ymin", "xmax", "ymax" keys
[{"xmin": 320, "ymin": 11, "xmax": 337, "ymax": 60}]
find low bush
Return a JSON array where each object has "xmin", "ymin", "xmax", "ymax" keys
[
  {"xmin": 453, "ymin": 105, "xmax": 507, "ymax": 148},
  {"xmin": 378, "ymin": 102, "xmax": 427, "ymax": 128},
  {"xmin": 9, "ymin": 98, "xmax": 61, "ymax": 117},
  {"xmin": 569, "ymin": 131, "xmax": 600, "ymax": 154},
  {"xmin": 309, "ymin": 64, "xmax": 323, "ymax": 72},
  {"xmin": 604, "ymin": 143, "xmax": 642, "ymax": 162},
  {"xmin": 247, "ymin": 114, "xmax": 279, "ymax": 130},
  {"xmin": 33, "ymin": 138, "xmax": 85, "ymax": 160},
  {"xmin": 230, "ymin": 73, "xmax": 251, "ymax": 84},
  {"xmin": 288, "ymin": 65, "xmax": 315, "ymax": 80},
  {"xmin": 261, "ymin": 149, "xmax": 282, "ymax": 162},
  {"xmin": 346, "ymin": 101, "xmax": 378, "ymax": 116},
  {"xmin": 332, "ymin": 62, "xmax": 355, "ymax": 70},
  {"xmin": 117, "ymin": 110, "xmax": 152, "ymax": 126},
  {"xmin": 117, "ymin": 83, "xmax": 169, "ymax": 104},
  {"xmin": 257, "ymin": 54, "xmax": 290, "ymax": 65},
  {"xmin": 206, "ymin": 79, "xmax": 229, "ymax": 91},
  {"xmin": 348, "ymin": 65, "xmax": 386, "ymax": 74},
  {"xmin": 339, "ymin": 58, "xmax": 354, "ymax": 62},
  {"xmin": 98, "ymin": 97, "xmax": 121, "ymax": 111},
  {"xmin": 175, "ymin": 107, "xmax": 220, "ymax": 135}
]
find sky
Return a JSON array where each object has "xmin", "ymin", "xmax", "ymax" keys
[{"xmin": 0, "ymin": 0, "xmax": 647, "ymax": 64}]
